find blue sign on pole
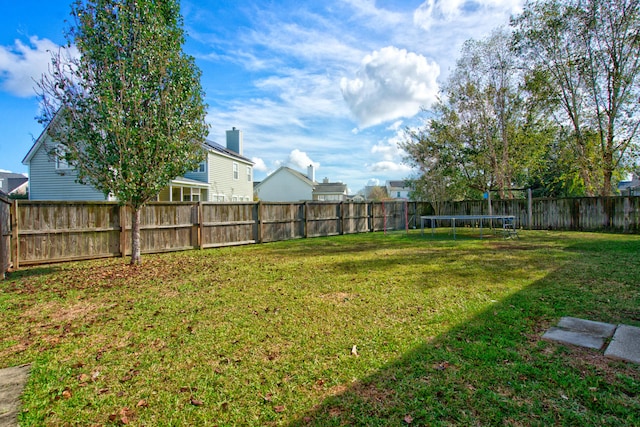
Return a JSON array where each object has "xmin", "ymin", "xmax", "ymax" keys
[{"xmin": 483, "ymin": 191, "xmax": 489, "ymax": 199}]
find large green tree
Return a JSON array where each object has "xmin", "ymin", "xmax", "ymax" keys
[
  {"xmin": 402, "ymin": 30, "xmax": 542, "ymax": 202},
  {"xmin": 38, "ymin": 0, "xmax": 208, "ymax": 264},
  {"xmin": 514, "ymin": 0, "xmax": 640, "ymax": 196}
]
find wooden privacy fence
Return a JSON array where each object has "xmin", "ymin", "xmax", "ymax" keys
[
  {"xmin": 432, "ymin": 196, "xmax": 640, "ymax": 233},
  {"xmin": 4, "ymin": 196, "xmax": 640, "ymax": 272},
  {"xmin": 9, "ymin": 200, "xmax": 413, "ymax": 267}
]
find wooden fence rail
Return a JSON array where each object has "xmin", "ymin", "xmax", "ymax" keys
[{"xmin": 2, "ymin": 196, "xmax": 640, "ymax": 274}]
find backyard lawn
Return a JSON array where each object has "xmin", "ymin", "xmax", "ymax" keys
[{"xmin": 1, "ymin": 230, "xmax": 639, "ymax": 426}]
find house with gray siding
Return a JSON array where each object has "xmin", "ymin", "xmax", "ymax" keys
[
  {"xmin": 312, "ymin": 178, "xmax": 347, "ymax": 201},
  {"xmin": 0, "ymin": 172, "xmax": 29, "ymax": 197},
  {"xmin": 22, "ymin": 126, "xmax": 254, "ymax": 202}
]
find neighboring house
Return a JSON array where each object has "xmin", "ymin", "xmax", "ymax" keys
[
  {"xmin": 254, "ymin": 165, "xmax": 316, "ymax": 202},
  {"xmin": 22, "ymin": 126, "xmax": 254, "ymax": 202},
  {"xmin": 254, "ymin": 165, "xmax": 348, "ymax": 202},
  {"xmin": 347, "ymin": 193, "xmax": 366, "ymax": 202},
  {"xmin": 312, "ymin": 177, "xmax": 347, "ymax": 201},
  {"xmin": 618, "ymin": 175, "xmax": 640, "ymax": 196},
  {"xmin": 386, "ymin": 180, "xmax": 412, "ymax": 200},
  {"xmin": 0, "ymin": 172, "xmax": 28, "ymax": 197}
]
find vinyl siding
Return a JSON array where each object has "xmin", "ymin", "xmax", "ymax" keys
[
  {"xmin": 28, "ymin": 140, "xmax": 108, "ymax": 201},
  {"xmin": 206, "ymin": 152, "xmax": 253, "ymax": 201},
  {"xmin": 255, "ymin": 169, "xmax": 313, "ymax": 201}
]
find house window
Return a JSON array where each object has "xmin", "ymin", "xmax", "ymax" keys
[
  {"xmin": 233, "ymin": 162, "xmax": 239, "ymax": 180},
  {"xmin": 195, "ymin": 161, "xmax": 206, "ymax": 173},
  {"xmin": 55, "ymin": 145, "xmax": 72, "ymax": 170},
  {"xmin": 182, "ymin": 188, "xmax": 201, "ymax": 201},
  {"xmin": 247, "ymin": 166, "xmax": 252, "ymax": 182},
  {"xmin": 397, "ymin": 191, "xmax": 401, "ymax": 197}
]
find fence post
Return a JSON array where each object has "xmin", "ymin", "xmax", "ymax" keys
[
  {"xmin": 528, "ymin": 189, "xmax": 533, "ymax": 230},
  {"xmin": 10, "ymin": 200, "xmax": 19, "ymax": 270},
  {"xmin": 197, "ymin": 202, "xmax": 204, "ymax": 249},
  {"xmin": 340, "ymin": 201, "xmax": 345, "ymax": 235},
  {"xmin": 623, "ymin": 196, "xmax": 631, "ymax": 233},
  {"xmin": 370, "ymin": 202, "xmax": 374, "ymax": 232},
  {"xmin": 257, "ymin": 201, "xmax": 263, "ymax": 243},
  {"xmin": 119, "ymin": 204, "xmax": 127, "ymax": 257},
  {"xmin": 303, "ymin": 202, "xmax": 308, "ymax": 238}
]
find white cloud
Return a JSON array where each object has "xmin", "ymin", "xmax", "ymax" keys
[
  {"xmin": 341, "ymin": 0, "xmax": 405, "ymax": 27},
  {"xmin": 251, "ymin": 157, "xmax": 267, "ymax": 172},
  {"xmin": 414, "ymin": 0, "xmax": 523, "ymax": 31},
  {"xmin": 0, "ymin": 37, "xmax": 73, "ymax": 98},
  {"xmin": 386, "ymin": 120, "xmax": 404, "ymax": 131},
  {"xmin": 340, "ymin": 46, "xmax": 439, "ymax": 128},
  {"xmin": 287, "ymin": 149, "xmax": 319, "ymax": 170},
  {"xmin": 369, "ymin": 161, "xmax": 413, "ymax": 173},
  {"xmin": 366, "ymin": 178, "xmax": 380, "ymax": 186}
]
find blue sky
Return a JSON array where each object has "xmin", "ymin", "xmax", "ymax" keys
[{"xmin": 0, "ymin": 0, "xmax": 522, "ymax": 193}]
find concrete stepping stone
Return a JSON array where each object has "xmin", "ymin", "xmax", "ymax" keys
[
  {"xmin": 542, "ymin": 317, "xmax": 616, "ymax": 350},
  {"xmin": 604, "ymin": 324, "xmax": 640, "ymax": 364},
  {"xmin": 542, "ymin": 327, "xmax": 608, "ymax": 349},
  {"xmin": 557, "ymin": 317, "xmax": 617, "ymax": 338},
  {"xmin": 0, "ymin": 364, "xmax": 30, "ymax": 427}
]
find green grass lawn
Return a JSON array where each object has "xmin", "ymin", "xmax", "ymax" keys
[{"xmin": 1, "ymin": 229, "xmax": 639, "ymax": 426}]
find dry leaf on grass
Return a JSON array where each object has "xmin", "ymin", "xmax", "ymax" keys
[{"xmin": 190, "ymin": 398, "xmax": 204, "ymax": 406}]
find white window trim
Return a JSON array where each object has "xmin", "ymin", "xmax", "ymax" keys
[
  {"xmin": 196, "ymin": 160, "xmax": 207, "ymax": 173},
  {"xmin": 246, "ymin": 166, "xmax": 252, "ymax": 182},
  {"xmin": 55, "ymin": 145, "xmax": 72, "ymax": 170},
  {"xmin": 233, "ymin": 162, "xmax": 239, "ymax": 180}
]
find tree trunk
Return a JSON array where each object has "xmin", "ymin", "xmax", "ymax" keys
[{"xmin": 130, "ymin": 206, "xmax": 142, "ymax": 265}]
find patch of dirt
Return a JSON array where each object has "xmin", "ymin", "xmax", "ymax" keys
[
  {"xmin": 351, "ymin": 381, "xmax": 396, "ymax": 406},
  {"xmin": 566, "ymin": 347, "xmax": 640, "ymax": 384},
  {"xmin": 318, "ymin": 292, "xmax": 358, "ymax": 304},
  {"xmin": 22, "ymin": 300, "xmax": 106, "ymax": 324}
]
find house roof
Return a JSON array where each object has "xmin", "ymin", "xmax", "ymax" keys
[
  {"xmin": 170, "ymin": 176, "xmax": 210, "ymax": 188},
  {"xmin": 0, "ymin": 172, "xmax": 29, "ymax": 193},
  {"xmin": 314, "ymin": 182, "xmax": 347, "ymax": 194},
  {"xmin": 204, "ymin": 139, "xmax": 253, "ymax": 164},
  {"xmin": 387, "ymin": 180, "xmax": 411, "ymax": 190},
  {"xmin": 23, "ymin": 128, "xmax": 254, "ymax": 166},
  {"xmin": 254, "ymin": 166, "xmax": 315, "ymax": 190},
  {"xmin": 0, "ymin": 172, "xmax": 28, "ymax": 180}
]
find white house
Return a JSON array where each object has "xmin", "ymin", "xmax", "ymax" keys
[
  {"xmin": 254, "ymin": 165, "xmax": 316, "ymax": 202},
  {"xmin": 254, "ymin": 165, "xmax": 347, "ymax": 202},
  {"xmin": 386, "ymin": 180, "xmax": 412, "ymax": 200},
  {"xmin": 22, "ymin": 126, "xmax": 254, "ymax": 202}
]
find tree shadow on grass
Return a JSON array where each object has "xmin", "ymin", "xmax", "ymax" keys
[
  {"xmin": 4, "ymin": 266, "xmax": 59, "ymax": 281},
  {"xmin": 287, "ymin": 236, "xmax": 640, "ymax": 427}
]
